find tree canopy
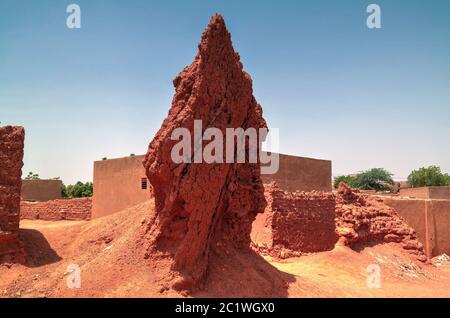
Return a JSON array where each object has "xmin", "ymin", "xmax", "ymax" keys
[
  {"xmin": 334, "ymin": 168, "xmax": 394, "ymax": 191},
  {"xmin": 62, "ymin": 181, "xmax": 93, "ymax": 198},
  {"xmin": 407, "ymin": 166, "xmax": 450, "ymax": 188}
]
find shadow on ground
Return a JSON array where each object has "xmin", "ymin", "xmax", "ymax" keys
[
  {"xmin": 194, "ymin": 248, "xmax": 296, "ymax": 298},
  {"xmin": 18, "ymin": 228, "xmax": 62, "ymax": 267}
]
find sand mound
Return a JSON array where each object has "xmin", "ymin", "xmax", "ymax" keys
[{"xmin": 1, "ymin": 200, "xmax": 293, "ymax": 297}]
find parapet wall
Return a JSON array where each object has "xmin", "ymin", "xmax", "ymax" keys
[
  {"xmin": 0, "ymin": 126, "xmax": 25, "ymax": 262},
  {"xmin": 261, "ymin": 153, "xmax": 332, "ymax": 192},
  {"xmin": 251, "ymin": 183, "xmax": 337, "ymax": 256},
  {"xmin": 399, "ymin": 186, "xmax": 450, "ymax": 200},
  {"xmin": 20, "ymin": 198, "xmax": 92, "ymax": 221}
]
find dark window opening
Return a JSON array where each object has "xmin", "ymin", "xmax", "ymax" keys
[{"xmin": 141, "ymin": 178, "xmax": 148, "ymax": 190}]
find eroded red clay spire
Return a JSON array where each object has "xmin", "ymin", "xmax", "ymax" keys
[{"xmin": 143, "ymin": 14, "xmax": 267, "ymax": 291}]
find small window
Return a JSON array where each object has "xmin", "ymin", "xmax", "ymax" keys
[{"xmin": 141, "ymin": 178, "xmax": 148, "ymax": 190}]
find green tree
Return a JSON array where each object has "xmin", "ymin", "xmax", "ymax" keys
[
  {"xmin": 63, "ymin": 181, "xmax": 93, "ymax": 198},
  {"xmin": 353, "ymin": 168, "xmax": 394, "ymax": 191},
  {"xmin": 61, "ymin": 183, "xmax": 69, "ymax": 198},
  {"xmin": 25, "ymin": 171, "xmax": 40, "ymax": 180},
  {"xmin": 407, "ymin": 166, "xmax": 450, "ymax": 188},
  {"xmin": 333, "ymin": 175, "xmax": 357, "ymax": 189},
  {"xmin": 334, "ymin": 168, "xmax": 394, "ymax": 191}
]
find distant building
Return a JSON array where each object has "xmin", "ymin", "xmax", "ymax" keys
[
  {"xmin": 21, "ymin": 179, "xmax": 62, "ymax": 202},
  {"xmin": 92, "ymin": 153, "xmax": 332, "ymax": 219}
]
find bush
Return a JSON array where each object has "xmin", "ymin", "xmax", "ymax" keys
[
  {"xmin": 334, "ymin": 168, "xmax": 394, "ymax": 191},
  {"xmin": 25, "ymin": 171, "xmax": 40, "ymax": 180},
  {"xmin": 353, "ymin": 168, "xmax": 394, "ymax": 191},
  {"xmin": 407, "ymin": 166, "xmax": 450, "ymax": 188},
  {"xmin": 62, "ymin": 181, "xmax": 93, "ymax": 198},
  {"xmin": 333, "ymin": 175, "xmax": 357, "ymax": 189}
]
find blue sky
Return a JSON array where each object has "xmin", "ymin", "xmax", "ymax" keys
[{"xmin": 1, "ymin": 0, "xmax": 449, "ymax": 184}]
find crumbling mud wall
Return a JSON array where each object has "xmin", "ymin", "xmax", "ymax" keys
[
  {"xmin": 21, "ymin": 198, "xmax": 92, "ymax": 221},
  {"xmin": 143, "ymin": 14, "xmax": 267, "ymax": 291},
  {"xmin": 252, "ymin": 182, "xmax": 337, "ymax": 258},
  {"xmin": 0, "ymin": 126, "xmax": 25, "ymax": 262},
  {"xmin": 335, "ymin": 183, "xmax": 427, "ymax": 262}
]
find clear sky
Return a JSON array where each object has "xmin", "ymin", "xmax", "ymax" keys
[{"xmin": 1, "ymin": 0, "xmax": 449, "ymax": 184}]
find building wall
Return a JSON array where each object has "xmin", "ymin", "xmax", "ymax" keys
[
  {"xmin": 399, "ymin": 186, "xmax": 450, "ymax": 200},
  {"xmin": 0, "ymin": 126, "xmax": 24, "ymax": 262},
  {"xmin": 383, "ymin": 197, "xmax": 450, "ymax": 258},
  {"xmin": 427, "ymin": 200, "xmax": 450, "ymax": 257},
  {"xmin": 251, "ymin": 183, "xmax": 337, "ymax": 254},
  {"xmin": 92, "ymin": 153, "xmax": 332, "ymax": 218},
  {"xmin": 21, "ymin": 179, "xmax": 62, "ymax": 202},
  {"xmin": 21, "ymin": 198, "xmax": 92, "ymax": 221},
  {"xmin": 261, "ymin": 153, "xmax": 332, "ymax": 192},
  {"xmin": 92, "ymin": 155, "xmax": 152, "ymax": 218}
]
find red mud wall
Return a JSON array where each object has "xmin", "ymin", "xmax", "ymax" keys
[
  {"xmin": 21, "ymin": 179, "xmax": 62, "ymax": 202},
  {"xmin": 0, "ymin": 126, "xmax": 25, "ymax": 261},
  {"xmin": 20, "ymin": 198, "xmax": 92, "ymax": 221},
  {"xmin": 252, "ymin": 183, "xmax": 337, "ymax": 255},
  {"xmin": 399, "ymin": 186, "xmax": 450, "ymax": 200},
  {"xmin": 383, "ymin": 197, "xmax": 450, "ymax": 258},
  {"xmin": 261, "ymin": 154, "xmax": 332, "ymax": 192},
  {"xmin": 335, "ymin": 183, "xmax": 426, "ymax": 262}
]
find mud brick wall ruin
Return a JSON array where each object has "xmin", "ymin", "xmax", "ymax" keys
[
  {"xmin": 0, "ymin": 126, "xmax": 25, "ymax": 262},
  {"xmin": 20, "ymin": 198, "xmax": 92, "ymax": 221},
  {"xmin": 252, "ymin": 182, "xmax": 337, "ymax": 257},
  {"xmin": 335, "ymin": 183, "xmax": 427, "ymax": 262}
]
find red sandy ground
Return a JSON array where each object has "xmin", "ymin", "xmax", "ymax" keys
[{"xmin": 1, "ymin": 199, "xmax": 450, "ymax": 298}]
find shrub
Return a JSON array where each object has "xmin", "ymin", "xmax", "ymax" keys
[
  {"xmin": 353, "ymin": 168, "xmax": 394, "ymax": 191},
  {"xmin": 407, "ymin": 166, "xmax": 450, "ymax": 188},
  {"xmin": 334, "ymin": 168, "xmax": 394, "ymax": 191},
  {"xmin": 333, "ymin": 175, "xmax": 357, "ymax": 189},
  {"xmin": 25, "ymin": 171, "xmax": 40, "ymax": 180}
]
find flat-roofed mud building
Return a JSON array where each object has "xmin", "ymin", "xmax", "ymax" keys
[{"xmin": 92, "ymin": 153, "xmax": 332, "ymax": 218}]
